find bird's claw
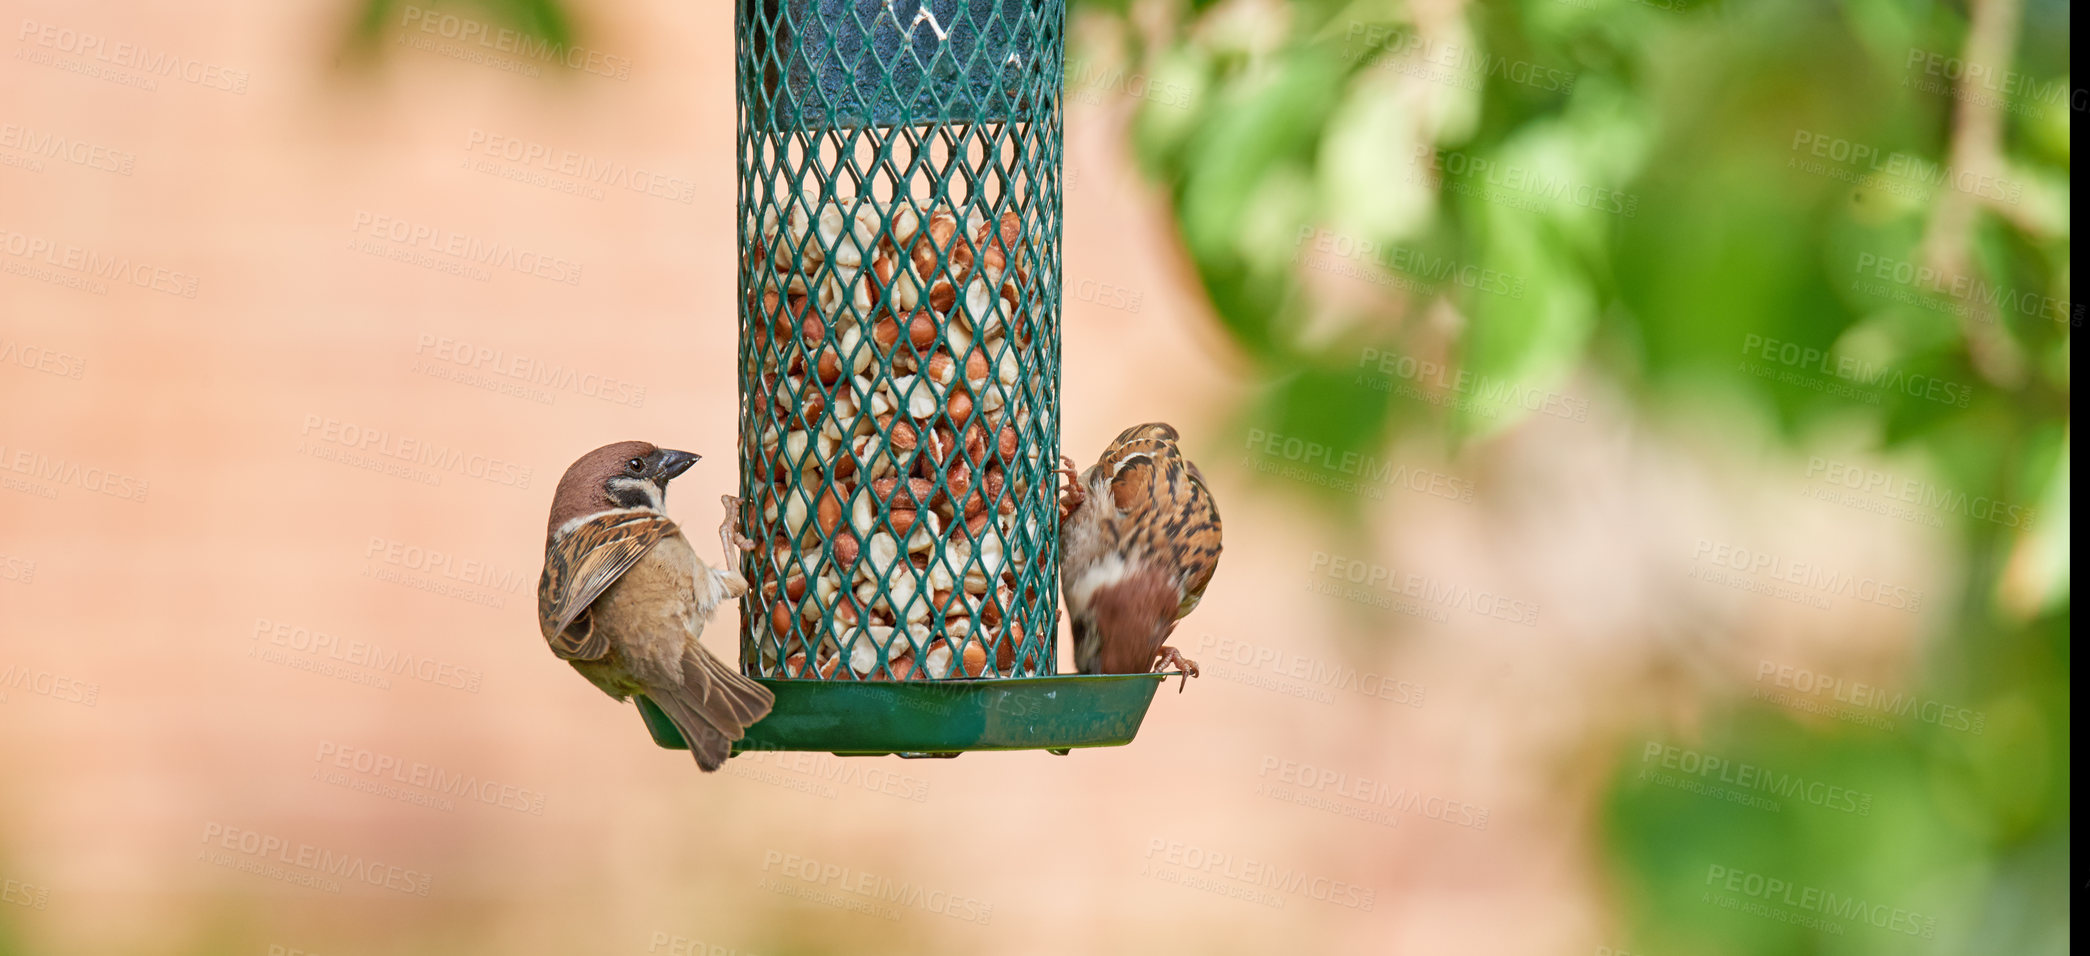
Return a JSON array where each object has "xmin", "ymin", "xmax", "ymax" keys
[
  {"xmin": 1154, "ymin": 646, "xmax": 1199, "ymax": 694},
  {"xmin": 720, "ymin": 494, "xmax": 757, "ymax": 553},
  {"xmin": 1056, "ymin": 455, "xmax": 1086, "ymax": 521}
]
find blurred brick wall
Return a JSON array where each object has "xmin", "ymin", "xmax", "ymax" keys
[{"xmin": 0, "ymin": 3, "xmax": 1949, "ymax": 955}]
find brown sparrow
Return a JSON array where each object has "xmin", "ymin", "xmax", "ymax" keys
[
  {"xmin": 1058, "ymin": 423, "xmax": 1222, "ymax": 691},
  {"xmin": 538, "ymin": 441, "xmax": 774, "ymax": 770}
]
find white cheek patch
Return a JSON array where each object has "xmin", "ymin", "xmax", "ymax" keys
[{"xmin": 607, "ymin": 477, "xmax": 666, "ymax": 511}]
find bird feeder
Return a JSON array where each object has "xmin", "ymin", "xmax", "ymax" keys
[{"xmin": 636, "ymin": 0, "xmax": 1166, "ymax": 758}]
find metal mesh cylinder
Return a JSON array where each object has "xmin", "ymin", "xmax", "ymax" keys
[{"xmin": 735, "ymin": 0, "xmax": 1065, "ymax": 681}]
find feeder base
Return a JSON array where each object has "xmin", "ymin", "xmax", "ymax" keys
[{"xmin": 634, "ymin": 674, "xmax": 1172, "ymax": 758}]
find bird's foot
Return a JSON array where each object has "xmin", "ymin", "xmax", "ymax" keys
[
  {"xmin": 1056, "ymin": 456, "xmax": 1086, "ymax": 521},
  {"xmin": 1057, "ymin": 455, "xmax": 1083, "ymax": 487},
  {"xmin": 1154, "ymin": 646, "xmax": 1200, "ymax": 694},
  {"xmin": 720, "ymin": 494, "xmax": 758, "ymax": 554}
]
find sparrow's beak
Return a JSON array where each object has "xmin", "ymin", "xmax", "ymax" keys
[{"xmin": 657, "ymin": 449, "xmax": 700, "ymax": 481}]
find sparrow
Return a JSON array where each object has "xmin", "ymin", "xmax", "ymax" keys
[
  {"xmin": 538, "ymin": 441, "xmax": 774, "ymax": 770},
  {"xmin": 1058, "ymin": 423, "xmax": 1222, "ymax": 692}
]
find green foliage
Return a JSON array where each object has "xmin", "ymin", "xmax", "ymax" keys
[
  {"xmin": 1074, "ymin": 0, "xmax": 2069, "ymax": 951},
  {"xmin": 341, "ymin": 0, "xmax": 574, "ymax": 62}
]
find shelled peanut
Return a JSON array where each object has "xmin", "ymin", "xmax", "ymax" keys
[{"xmin": 744, "ymin": 193, "xmax": 1046, "ymax": 681}]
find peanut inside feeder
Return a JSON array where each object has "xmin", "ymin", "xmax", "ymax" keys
[{"xmin": 736, "ymin": 0, "xmax": 1063, "ymax": 685}]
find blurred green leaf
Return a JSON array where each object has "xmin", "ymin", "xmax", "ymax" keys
[
  {"xmin": 1077, "ymin": 0, "xmax": 2069, "ymax": 950},
  {"xmin": 341, "ymin": 0, "xmax": 574, "ymax": 62}
]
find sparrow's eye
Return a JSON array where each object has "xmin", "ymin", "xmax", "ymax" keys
[{"xmin": 627, "ymin": 458, "xmax": 646, "ymax": 473}]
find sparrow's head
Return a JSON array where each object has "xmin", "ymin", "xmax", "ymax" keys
[{"xmin": 548, "ymin": 441, "xmax": 700, "ymax": 531}]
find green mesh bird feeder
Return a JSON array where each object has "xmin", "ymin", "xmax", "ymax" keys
[{"xmin": 635, "ymin": 0, "xmax": 1167, "ymax": 759}]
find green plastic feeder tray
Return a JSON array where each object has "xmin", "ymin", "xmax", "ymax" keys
[{"xmin": 637, "ymin": 673, "xmax": 1168, "ymax": 758}]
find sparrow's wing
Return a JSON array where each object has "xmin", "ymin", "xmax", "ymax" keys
[
  {"xmin": 1103, "ymin": 425, "xmax": 1222, "ymax": 621},
  {"xmin": 538, "ymin": 509, "xmax": 679, "ymax": 660},
  {"xmin": 1170, "ymin": 459, "xmax": 1223, "ymax": 618}
]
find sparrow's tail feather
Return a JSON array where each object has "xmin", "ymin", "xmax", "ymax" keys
[
  {"xmin": 647, "ymin": 691, "xmax": 734, "ymax": 771},
  {"xmin": 649, "ymin": 646, "xmax": 776, "ymax": 772},
  {"xmin": 688, "ymin": 649, "xmax": 775, "ymax": 737}
]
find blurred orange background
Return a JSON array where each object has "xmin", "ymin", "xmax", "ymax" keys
[{"xmin": 0, "ymin": 2, "xmax": 1976, "ymax": 954}]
